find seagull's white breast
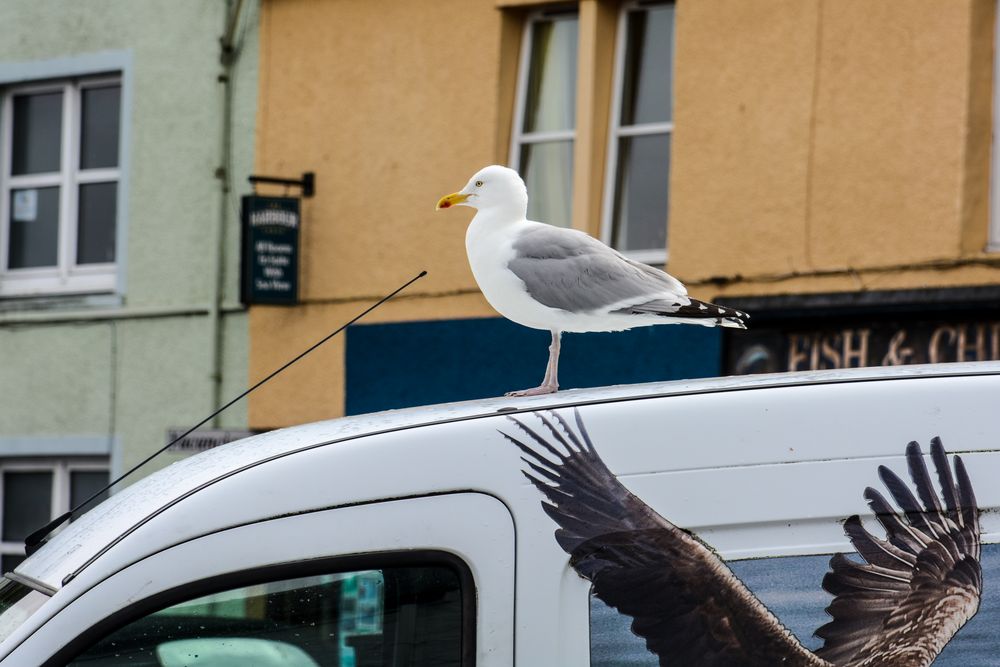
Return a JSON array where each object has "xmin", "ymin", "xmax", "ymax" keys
[{"xmin": 465, "ymin": 217, "xmax": 564, "ymax": 331}]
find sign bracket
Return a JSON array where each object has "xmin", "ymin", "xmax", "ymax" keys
[{"xmin": 248, "ymin": 172, "xmax": 315, "ymax": 198}]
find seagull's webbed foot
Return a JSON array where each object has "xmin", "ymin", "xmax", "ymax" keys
[{"xmin": 505, "ymin": 382, "xmax": 559, "ymax": 397}]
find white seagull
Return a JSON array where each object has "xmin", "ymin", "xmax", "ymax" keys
[{"xmin": 437, "ymin": 165, "xmax": 748, "ymax": 397}]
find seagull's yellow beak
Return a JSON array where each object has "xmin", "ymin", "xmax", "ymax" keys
[{"xmin": 436, "ymin": 192, "xmax": 470, "ymax": 211}]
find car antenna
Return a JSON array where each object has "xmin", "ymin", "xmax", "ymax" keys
[{"xmin": 24, "ymin": 270, "xmax": 428, "ymax": 554}]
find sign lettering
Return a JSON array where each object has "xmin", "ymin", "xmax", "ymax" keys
[
  {"xmin": 729, "ymin": 321, "xmax": 1000, "ymax": 375},
  {"xmin": 241, "ymin": 195, "xmax": 300, "ymax": 305}
]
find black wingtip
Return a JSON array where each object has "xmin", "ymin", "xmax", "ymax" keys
[
  {"xmin": 572, "ymin": 408, "xmax": 596, "ymax": 453},
  {"xmin": 953, "ymin": 455, "xmax": 979, "ymax": 530},
  {"xmin": 503, "ymin": 418, "xmax": 568, "ymax": 462},
  {"xmin": 538, "ymin": 412, "xmax": 580, "ymax": 452}
]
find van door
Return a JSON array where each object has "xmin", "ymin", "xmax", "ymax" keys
[
  {"xmin": 506, "ymin": 374, "xmax": 1000, "ymax": 666},
  {"xmin": 5, "ymin": 493, "xmax": 514, "ymax": 666}
]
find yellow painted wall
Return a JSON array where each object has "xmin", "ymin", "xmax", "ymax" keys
[
  {"xmin": 250, "ymin": 292, "xmax": 496, "ymax": 426},
  {"xmin": 255, "ymin": 0, "xmax": 527, "ymax": 301},
  {"xmin": 670, "ymin": 0, "xmax": 999, "ymax": 296},
  {"xmin": 252, "ymin": 0, "xmax": 514, "ymax": 427},
  {"xmin": 252, "ymin": 0, "xmax": 1000, "ymax": 427}
]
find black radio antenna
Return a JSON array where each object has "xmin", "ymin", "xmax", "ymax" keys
[{"xmin": 25, "ymin": 270, "xmax": 428, "ymax": 553}]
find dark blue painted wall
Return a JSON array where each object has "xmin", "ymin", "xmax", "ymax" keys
[{"xmin": 344, "ymin": 317, "xmax": 721, "ymax": 415}]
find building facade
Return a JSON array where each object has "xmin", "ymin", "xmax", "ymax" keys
[
  {"xmin": 0, "ymin": 0, "xmax": 259, "ymax": 570},
  {"xmin": 248, "ymin": 0, "xmax": 1000, "ymax": 427}
]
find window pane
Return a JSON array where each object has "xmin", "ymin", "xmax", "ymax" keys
[
  {"xmin": 80, "ymin": 85, "xmax": 121, "ymax": 169},
  {"xmin": 0, "ymin": 578, "xmax": 48, "ymax": 645},
  {"xmin": 8, "ymin": 187, "xmax": 60, "ymax": 269},
  {"xmin": 71, "ymin": 565, "xmax": 463, "ymax": 666},
  {"xmin": 11, "ymin": 91, "xmax": 63, "ymax": 175},
  {"xmin": 76, "ymin": 182, "xmax": 117, "ymax": 264},
  {"xmin": 611, "ymin": 133, "xmax": 670, "ymax": 252},
  {"xmin": 620, "ymin": 5, "xmax": 675, "ymax": 126},
  {"xmin": 520, "ymin": 140, "xmax": 574, "ymax": 228},
  {"xmin": 591, "ymin": 591, "xmax": 658, "ymax": 665},
  {"xmin": 2, "ymin": 472, "xmax": 52, "ymax": 542},
  {"xmin": 591, "ymin": 545, "xmax": 1000, "ymax": 665},
  {"xmin": 522, "ymin": 16, "xmax": 579, "ymax": 133},
  {"xmin": 70, "ymin": 470, "xmax": 109, "ymax": 512}
]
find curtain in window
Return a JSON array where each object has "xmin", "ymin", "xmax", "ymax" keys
[{"xmin": 517, "ymin": 15, "xmax": 578, "ymax": 228}]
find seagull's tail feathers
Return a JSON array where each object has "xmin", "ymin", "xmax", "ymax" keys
[
  {"xmin": 620, "ymin": 298, "xmax": 749, "ymax": 330},
  {"xmin": 719, "ymin": 316, "xmax": 748, "ymax": 330}
]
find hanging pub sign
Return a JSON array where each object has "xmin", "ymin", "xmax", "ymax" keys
[{"xmin": 241, "ymin": 195, "xmax": 300, "ymax": 305}]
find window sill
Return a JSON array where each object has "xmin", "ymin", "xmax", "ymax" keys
[
  {"xmin": 0, "ymin": 301, "xmax": 246, "ymax": 326},
  {"xmin": 620, "ymin": 248, "xmax": 668, "ymax": 267},
  {"xmin": 0, "ymin": 291, "xmax": 123, "ymax": 316},
  {"xmin": 0, "ymin": 266, "xmax": 117, "ymax": 298}
]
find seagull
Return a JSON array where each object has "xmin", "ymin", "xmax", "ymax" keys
[
  {"xmin": 504, "ymin": 410, "xmax": 983, "ymax": 667},
  {"xmin": 437, "ymin": 165, "xmax": 748, "ymax": 397}
]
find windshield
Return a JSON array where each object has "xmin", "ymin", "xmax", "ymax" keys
[{"xmin": 0, "ymin": 577, "xmax": 48, "ymax": 645}]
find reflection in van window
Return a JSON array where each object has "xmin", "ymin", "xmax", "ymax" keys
[
  {"xmin": 590, "ymin": 544, "xmax": 1000, "ymax": 666},
  {"xmin": 71, "ymin": 565, "xmax": 462, "ymax": 667},
  {"xmin": 0, "ymin": 577, "xmax": 48, "ymax": 645}
]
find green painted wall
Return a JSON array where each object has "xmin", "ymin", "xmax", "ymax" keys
[{"xmin": 0, "ymin": 0, "xmax": 258, "ymax": 481}]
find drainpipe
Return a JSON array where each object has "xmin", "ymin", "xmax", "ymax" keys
[{"xmin": 210, "ymin": 0, "xmax": 245, "ymax": 424}]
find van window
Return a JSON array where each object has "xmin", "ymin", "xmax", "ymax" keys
[
  {"xmin": 70, "ymin": 564, "xmax": 463, "ymax": 667},
  {"xmin": 590, "ymin": 545, "xmax": 1000, "ymax": 666},
  {"xmin": 0, "ymin": 577, "xmax": 48, "ymax": 644}
]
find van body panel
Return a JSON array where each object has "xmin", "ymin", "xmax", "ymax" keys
[
  {"xmin": 4, "ymin": 363, "xmax": 1000, "ymax": 664},
  {"xmin": 21, "ymin": 362, "xmax": 1000, "ymax": 593},
  {"xmin": 4, "ymin": 494, "xmax": 516, "ymax": 665}
]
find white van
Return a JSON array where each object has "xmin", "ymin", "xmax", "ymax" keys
[{"xmin": 1, "ymin": 363, "xmax": 998, "ymax": 666}]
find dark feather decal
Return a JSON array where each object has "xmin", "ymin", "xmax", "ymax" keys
[{"xmin": 505, "ymin": 410, "xmax": 983, "ymax": 667}]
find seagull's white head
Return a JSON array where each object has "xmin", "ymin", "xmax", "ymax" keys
[{"xmin": 436, "ymin": 165, "xmax": 528, "ymax": 219}]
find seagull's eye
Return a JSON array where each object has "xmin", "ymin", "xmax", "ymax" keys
[{"xmin": 475, "ymin": 180, "xmax": 484, "ymax": 188}]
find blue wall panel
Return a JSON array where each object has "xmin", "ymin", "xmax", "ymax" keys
[{"xmin": 345, "ymin": 317, "xmax": 722, "ymax": 415}]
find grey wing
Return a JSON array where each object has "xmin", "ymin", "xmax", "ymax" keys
[
  {"xmin": 507, "ymin": 225, "xmax": 689, "ymax": 314},
  {"xmin": 815, "ymin": 439, "xmax": 982, "ymax": 667},
  {"xmin": 504, "ymin": 410, "xmax": 827, "ymax": 667}
]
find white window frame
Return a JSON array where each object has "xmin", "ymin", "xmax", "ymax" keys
[
  {"xmin": 0, "ymin": 457, "xmax": 109, "ymax": 569},
  {"xmin": 509, "ymin": 10, "xmax": 578, "ymax": 174},
  {"xmin": 600, "ymin": 1, "xmax": 675, "ymax": 265},
  {"xmin": 0, "ymin": 76, "xmax": 121, "ymax": 297}
]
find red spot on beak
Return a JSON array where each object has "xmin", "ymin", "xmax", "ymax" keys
[{"xmin": 440, "ymin": 201, "xmax": 451, "ymax": 208}]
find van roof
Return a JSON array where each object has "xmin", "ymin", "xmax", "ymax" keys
[{"xmin": 14, "ymin": 361, "xmax": 1000, "ymax": 594}]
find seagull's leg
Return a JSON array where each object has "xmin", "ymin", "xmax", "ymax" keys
[
  {"xmin": 546, "ymin": 330, "xmax": 561, "ymax": 389},
  {"xmin": 506, "ymin": 330, "xmax": 561, "ymax": 397}
]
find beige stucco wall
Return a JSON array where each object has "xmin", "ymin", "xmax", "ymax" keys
[
  {"xmin": 255, "ymin": 0, "xmax": 509, "ymax": 301},
  {"xmin": 251, "ymin": 0, "xmax": 514, "ymax": 426},
  {"xmin": 250, "ymin": 293, "xmax": 497, "ymax": 426},
  {"xmin": 670, "ymin": 0, "xmax": 999, "ymax": 296},
  {"xmin": 251, "ymin": 0, "xmax": 1000, "ymax": 426}
]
